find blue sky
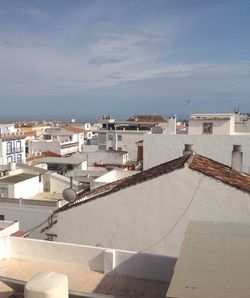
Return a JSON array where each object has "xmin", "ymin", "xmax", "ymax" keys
[{"xmin": 0, "ymin": 0, "xmax": 249, "ymax": 120}]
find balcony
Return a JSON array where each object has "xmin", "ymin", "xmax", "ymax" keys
[{"xmin": 6, "ymin": 147, "xmax": 24, "ymax": 154}]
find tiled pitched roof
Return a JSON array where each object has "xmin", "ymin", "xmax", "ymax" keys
[
  {"xmin": 64, "ymin": 125, "xmax": 85, "ymax": 133},
  {"xmin": 187, "ymin": 154, "xmax": 250, "ymax": 192},
  {"xmin": 54, "ymin": 153, "xmax": 250, "ymax": 214},
  {"xmin": 54, "ymin": 154, "xmax": 190, "ymax": 214},
  {"xmin": 126, "ymin": 115, "xmax": 168, "ymax": 123}
]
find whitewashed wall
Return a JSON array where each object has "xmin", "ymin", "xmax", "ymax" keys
[
  {"xmin": 117, "ymin": 132, "xmax": 148, "ymax": 161},
  {"xmin": 0, "ymin": 221, "xmax": 19, "ymax": 237},
  {"xmin": 56, "ymin": 167, "xmax": 250, "ymax": 257},
  {"xmin": 87, "ymin": 151, "xmax": 127, "ymax": 165},
  {"xmin": 13, "ymin": 176, "xmax": 41, "ymax": 199},
  {"xmin": 0, "ymin": 203, "xmax": 55, "ymax": 239},
  {"xmin": 143, "ymin": 134, "xmax": 250, "ymax": 173},
  {"xmin": 29, "ymin": 140, "xmax": 61, "ymax": 156},
  {"xmin": 0, "ymin": 236, "xmax": 176, "ymax": 283},
  {"xmin": 90, "ymin": 170, "xmax": 138, "ymax": 190},
  {"xmin": 188, "ymin": 119, "xmax": 234, "ymax": 135}
]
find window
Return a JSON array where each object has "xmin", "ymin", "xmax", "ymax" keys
[
  {"xmin": 108, "ymin": 134, "xmax": 113, "ymax": 140},
  {"xmin": 109, "ymin": 146, "xmax": 113, "ymax": 150},
  {"xmin": 17, "ymin": 154, "xmax": 22, "ymax": 163},
  {"xmin": 117, "ymin": 135, "xmax": 122, "ymax": 141},
  {"xmin": 7, "ymin": 142, "xmax": 12, "ymax": 154},
  {"xmin": 16, "ymin": 141, "xmax": 21, "ymax": 152},
  {"xmin": 118, "ymin": 147, "xmax": 122, "ymax": 151},
  {"xmin": 0, "ymin": 215, "xmax": 4, "ymax": 220},
  {"xmin": 203, "ymin": 122, "xmax": 213, "ymax": 134}
]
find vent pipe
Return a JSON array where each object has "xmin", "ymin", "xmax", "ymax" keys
[
  {"xmin": 232, "ymin": 145, "xmax": 243, "ymax": 172},
  {"xmin": 183, "ymin": 144, "xmax": 193, "ymax": 156}
]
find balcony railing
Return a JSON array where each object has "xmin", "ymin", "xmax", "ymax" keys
[{"xmin": 6, "ymin": 147, "xmax": 24, "ymax": 154}]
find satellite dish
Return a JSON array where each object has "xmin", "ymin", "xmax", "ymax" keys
[{"xmin": 62, "ymin": 188, "xmax": 77, "ymax": 202}]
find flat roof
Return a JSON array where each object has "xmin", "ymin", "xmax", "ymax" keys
[
  {"xmin": 0, "ymin": 258, "xmax": 168, "ymax": 297},
  {"xmin": 33, "ymin": 153, "xmax": 87, "ymax": 165},
  {"xmin": 0, "ymin": 173, "xmax": 37, "ymax": 184},
  {"xmin": 167, "ymin": 221, "xmax": 250, "ymax": 298}
]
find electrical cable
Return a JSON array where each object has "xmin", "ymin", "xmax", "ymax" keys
[{"xmin": 139, "ymin": 175, "xmax": 204, "ymax": 252}]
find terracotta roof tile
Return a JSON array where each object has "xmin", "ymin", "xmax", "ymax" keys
[
  {"xmin": 64, "ymin": 125, "xmax": 85, "ymax": 133},
  {"xmin": 54, "ymin": 153, "xmax": 250, "ymax": 214},
  {"xmin": 27, "ymin": 151, "xmax": 62, "ymax": 162},
  {"xmin": 54, "ymin": 154, "xmax": 190, "ymax": 213},
  {"xmin": 187, "ymin": 154, "xmax": 250, "ymax": 193},
  {"xmin": 11, "ymin": 231, "xmax": 27, "ymax": 237}
]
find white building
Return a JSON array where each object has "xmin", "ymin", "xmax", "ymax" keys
[
  {"xmin": 28, "ymin": 126, "xmax": 85, "ymax": 157},
  {"xmin": 87, "ymin": 149, "xmax": 129, "ymax": 166},
  {"xmin": 90, "ymin": 169, "xmax": 139, "ymax": 190},
  {"xmin": 0, "ymin": 123, "xmax": 26, "ymax": 164},
  {"xmin": 45, "ymin": 150, "xmax": 250, "ymax": 257},
  {"xmin": 143, "ymin": 134, "xmax": 250, "ymax": 173},
  {"xmin": 0, "ymin": 164, "xmax": 81, "ymax": 239},
  {"xmin": 188, "ymin": 113, "xmax": 235, "ymax": 135},
  {"xmin": 97, "ymin": 115, "xmax": 176, "ymax": 162}
]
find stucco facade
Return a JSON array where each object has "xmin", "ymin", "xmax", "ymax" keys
[
  {"xmin": 143, "ymin": 134, "xmax": 250, "ymax": 173},
  {"xmin": 55, "ymin": 166, "xmax": 250, "ymax": 257},
  {"xmin": 188, "ymin": 114, "xmax": 235, "ymax": 135}
]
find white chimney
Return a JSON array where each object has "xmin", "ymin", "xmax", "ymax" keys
[
  {"xmin": 232, "ymin": 145, "xmax": 243, "ymax": 172},
  {"xmin": 25, "ymin": 272, "xmax": 68, "ymax": 298},
  {"xmin": 168, "ymin": 115, "xmax": 177, "ymax": 134},
  {"xmin": 183, "ymin": 144, "xmax": 193, "ymax": 156}
]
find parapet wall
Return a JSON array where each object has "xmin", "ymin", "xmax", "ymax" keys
[{"xmin": 0, "ymin": 236, "xmax": 176, "ymax": 283}]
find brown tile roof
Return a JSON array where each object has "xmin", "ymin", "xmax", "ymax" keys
[
  {"xmin": 54, "ymin": 153, "xmax": 250, "ymax": 214},
  {"xmin": 23, "ymin": 130, "xmax": 36, "ymax": 136},
  {"xmin": 11, "ymin": 231, "xmax": 27, "ymax": 237},
  {"xmin": 27, "ymin": 151, "xmax": 62, "ymax": 162},
  {"xmin": 53, "ymin": 154, "xmax": 188, "ymax": 214},
  {"xmin": 64, "ymin": 125, "xmax": 85, "ymax": 133},
  {"xmin": 187, "ymin": 154, "xmax": 250, "ymax": 192},
  {"xmin": 126, "ymin": 115, "xmax": 168, "ymax": 123}
]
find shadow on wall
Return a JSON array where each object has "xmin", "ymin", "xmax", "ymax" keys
[{"xmin": 91, "ymin": 251, "xmax": 176, "ymax": 297}]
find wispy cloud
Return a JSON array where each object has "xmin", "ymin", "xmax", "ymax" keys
[{"xmin": 0, "ymin": 0, "xmax": 249, "ymax": 115}]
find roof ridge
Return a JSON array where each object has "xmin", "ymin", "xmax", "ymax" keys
[{"xmin": 54, "ymin": 154, "xmax": 190, "ymax": 214}]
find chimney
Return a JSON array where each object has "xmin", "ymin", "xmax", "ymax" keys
[
  {"xmin": 183, "ymin": 144, "xmax": 193, "ymax": 156},
  {"xmin": 232, "ymin": 145, "xmax": 243, "ymax": 172}
]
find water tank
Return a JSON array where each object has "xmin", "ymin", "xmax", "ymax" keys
[{"xmin": 25, "ymin": 272, "xmax": 68, "ymax": 298}]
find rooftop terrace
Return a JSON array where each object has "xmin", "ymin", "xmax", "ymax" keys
[{"xmin": 0, "ymin": 236, "xmax": 175, "ymax": 297}]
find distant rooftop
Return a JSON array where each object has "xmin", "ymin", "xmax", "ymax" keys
[
  {"xmin": 32, "ymin": 152, "xmax": 87, "ymax": 165},
  {"xmin": 126, "ymin": 115, "xmax": 168, "ymax": 123},
  {"xmin": 0, "ymin": 173, "xmax": 37, "ymax": 184},
  {"xmin": 191, "ymin": 113, "xmax": 234, "ymax": 120}
]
